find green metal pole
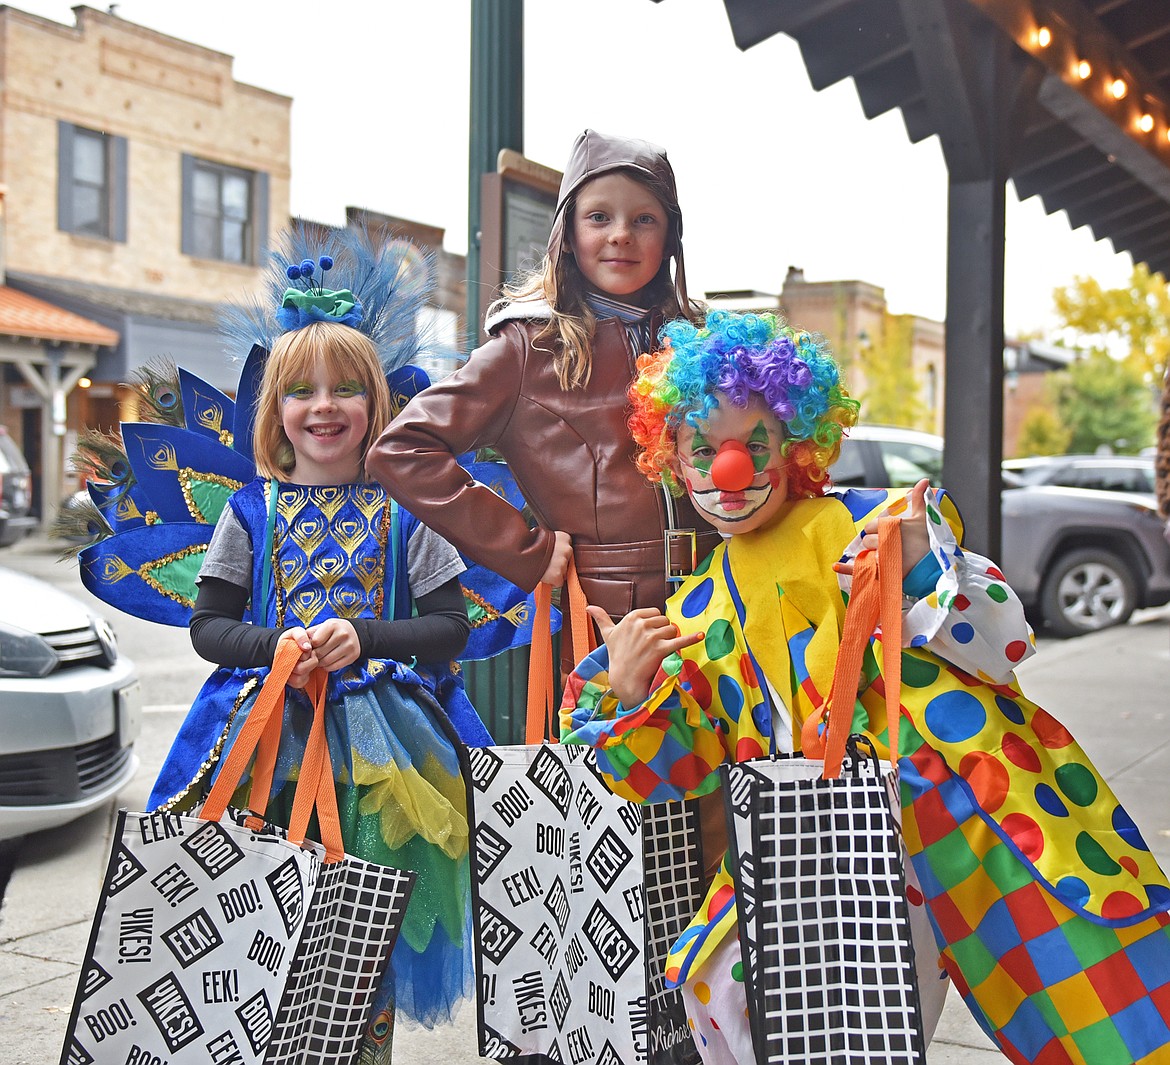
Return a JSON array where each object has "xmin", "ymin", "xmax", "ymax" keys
[{"xmin": 467, "ymin": 0, "xmax": 524, "ymax": 355}]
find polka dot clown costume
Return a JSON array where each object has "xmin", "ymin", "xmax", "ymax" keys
[{"xmin": 560, "ymin": 310, "xmax": 1170, "ymax": 1065}]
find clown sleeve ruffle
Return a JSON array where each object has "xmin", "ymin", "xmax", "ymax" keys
[
  {"xmin": 838, "ymin": 485, "xmax": 1035, "ymax": 683},
  {"xmin": 560, "ymin": 645, "xmax": 727, "ymax": 804}
]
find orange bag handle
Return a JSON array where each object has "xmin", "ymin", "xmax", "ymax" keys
[
  {"xmin": 287, "ymin": 668, "xmax": 344, "ymax": 862},
  {"xmin": 525, "ymin": 556, "xmax": 591, "ymax": 745},
  {"xmin": 199, "ymin": 634, "xmax": 344, "ymax": 862},
  {"xmin": 805, "ymin": 515, "xmax": 904, "ymax": 779},
  {"xmin": 201, "ymin": 634, "xmax": 303, "ymax": 824}
]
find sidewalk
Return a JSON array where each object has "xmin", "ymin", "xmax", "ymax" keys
[{"xmin": 1, "ymin": 604, "xmax": 1167, "ymax": 1062}]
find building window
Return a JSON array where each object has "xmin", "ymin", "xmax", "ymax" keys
[
  {"xmin": 181, "ymin": 155, "xmax": 268, "ymax": 265},
  {"xmin": 58, "ymin": 123, "xmax": 127, "ymax": 241}
]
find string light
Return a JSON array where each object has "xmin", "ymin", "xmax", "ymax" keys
[
  {"xmin": 1076, "ymin": 59, "xmax": 1092, "ymax": 79},
  {"xmin": 1110, "ymin": 78, "xmax": 1128, "ymax": 100},
  {"xmin": 1139, "ymin": 113, "xmax": 1155, "ymax": 133},
  {"xmin": 78, "ymin": 377, "xmax": 92, "ymax": 389},
  {"xmin": 1034, "ymin": 25, "xmax": 1052, "ymax": 48}
]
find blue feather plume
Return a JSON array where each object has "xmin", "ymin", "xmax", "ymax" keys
[{"xmin": 217, "ymin": 219, "xmax": 439, "ymax": 375}]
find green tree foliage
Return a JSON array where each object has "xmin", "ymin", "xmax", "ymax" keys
[
  {"xmin": 1014, "ymin": 406, "xmax": 1071, "ymax": 457},
  {"xmin": 859, "ymin": 312, "xmax": 927, "ymax": 429},
  {"xmin": 1046, "ymin": 351, "xmax": 1156, "ymax": 454},
  {"xmin": 1052, "ymin": 263, "xmax": 1170, "ymax": 385}
]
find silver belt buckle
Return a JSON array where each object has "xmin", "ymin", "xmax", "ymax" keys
[{"xmin": 664, "ymin": 528, "xmax": 697, "ymax": 584}]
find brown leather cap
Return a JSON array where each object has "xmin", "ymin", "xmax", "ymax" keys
[{"xmin": 548, "ymin": 128, "xmax": 688, "ymax": 310}]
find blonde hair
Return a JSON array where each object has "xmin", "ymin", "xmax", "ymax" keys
[
  {"xmin": 491, "ymin": 171, "xmax": 696, "ymax": 391},
  {"xmin": 252, "ymin": 321, "xmax": 392, "ymax": 481}
]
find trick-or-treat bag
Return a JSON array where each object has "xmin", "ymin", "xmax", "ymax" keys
[
  {"xmin": 467, "ymin": 562, "xmax": 705, "ymax": 1065},
  {"xmin": 724, "ymin": 518, "xmax": 925, "ymax": 1065},
  {"xmin": 60, "ymin": 636, "xmax": 416, "ymax": 1065}
]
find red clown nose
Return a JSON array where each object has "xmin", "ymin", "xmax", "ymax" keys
[{"xmin": 709, "ymin": 440, "xmax": 756, "ymax": 491}]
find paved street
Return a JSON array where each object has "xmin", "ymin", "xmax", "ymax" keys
[{"xmin": 1, "ymin": 530, "xmax": 1168, "ymax": 1063}]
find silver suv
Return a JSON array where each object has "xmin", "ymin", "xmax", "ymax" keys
[
  {"xmin": 831, "ymin": 426, "xmax": 1170, "ymax": 637},
  {"xmin": 0, "ymin": 427, "xmax": 36, "ymax": 548}
]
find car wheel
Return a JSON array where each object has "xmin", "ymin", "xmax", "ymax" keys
[{"xmin": 1039, "ymin": 547, "xmax": 1137, "ymax": 637}]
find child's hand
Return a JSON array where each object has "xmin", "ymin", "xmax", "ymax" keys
[
  {"xmin": 539, "ymin": 531, "xmax": 573, "ymax": 586},
  {"xmin": 586, "ymin": 604, "xmax": 704, "ymax": 709},
  {"xmin": 835, "ymin": 478, "xmax": 932, "ymax": 579},
  {"xmin": 282, "ymin": 626, "xmax": 318, "ymax": 689},
  {"xmin": 306, "ymin": 618, "xmax": 361, "ymax": 673}
]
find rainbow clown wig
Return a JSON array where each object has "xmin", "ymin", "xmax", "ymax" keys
[{"xmin": 628, "ymin": 309, "xmax": 861, "ymax": 499}]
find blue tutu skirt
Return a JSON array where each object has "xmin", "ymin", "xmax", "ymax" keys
[{"xmin": 150, "ymin": 663, "xmax": 473, "ymax": 1032}]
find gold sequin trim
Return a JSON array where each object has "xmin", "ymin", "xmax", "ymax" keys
[
  {"xmin": 179, "ymin": 468, "xmax": 244, "ymax": 523},
  {"xmin": 154, "ymin": 675, "xmax": 260, "ymax": 812}
]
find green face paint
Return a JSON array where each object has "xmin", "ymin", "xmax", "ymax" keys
[
  {"xmin": 748, "ymin": 421, "xmax": 774, "ymax": 473},
  {"xmin": 687, "ymin": 429, "xmax": 715, "ymax": 474}
]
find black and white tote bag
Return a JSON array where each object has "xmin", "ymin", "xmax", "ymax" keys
[
  {"xmin": 60, "ymin": 641, "xmax": 416, "ymax": 1065},
  {"xmin": 468, "ymin": 573, "xmax": 704, "ymax": 1065},
  {"xmin": 723, "ymin": 748, "xmax": 925, "ymax": 1065}
]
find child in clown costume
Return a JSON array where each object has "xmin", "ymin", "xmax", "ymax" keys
[{"xmin": 561, "ymin": 309, "xmax": 1170, "ymax": 1065}]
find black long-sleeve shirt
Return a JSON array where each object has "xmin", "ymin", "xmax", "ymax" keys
[{"xmin": 189, "ymin": 574, "xmax": 470, "ymax": 669}]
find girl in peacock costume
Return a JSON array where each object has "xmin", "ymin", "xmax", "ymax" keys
[
  {"xmin": 67, "ymin": 225, "xmax": 522, "ymax": 1062},
  {"xmin": 561, "ymin": 309, "xmax": 1170, "ymax": 1065}
]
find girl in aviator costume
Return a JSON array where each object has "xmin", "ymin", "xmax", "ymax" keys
[
  {"xmin": 368, "ymin": 129, "xmax": 721, "ymax": 659},
  {"xmin": 563, "ymin": 310, "xmax": 1170, "ymax": 1065},
  {"xmin": 145, "ymin": 236, "xmax": 478, "ymax": 1061}
]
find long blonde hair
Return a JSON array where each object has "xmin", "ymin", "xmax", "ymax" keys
[
  {"xmin": 252, "ymin": 321, "xmax": 392, "ymax": 481},
  {"xmin": 491, "ymin": 170, "xmax": 697, "ymax": 391}
]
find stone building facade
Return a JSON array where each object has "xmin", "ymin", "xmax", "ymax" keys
[
  {"xmin": 0, "ymin": 6, "xmax": 469, "ymax": 525},
  {"xmin": 0, "ymin": 4, "xmax": 291, "ymax": 518}
]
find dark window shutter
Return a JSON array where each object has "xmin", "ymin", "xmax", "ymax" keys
[
  {"xmin": 253, "ymin": 170, "xmax": 269, "ymax": 265},
  {"xmin": 57, "ymin": 121, "xmax": 74, "ymax": 232},
  {"xmin": 180, "ymin": 153, "xmax": 196, "ymax": 255},
  {"xmin": 111, "ymin": 135, "xmax": 128, "ymax": 243}
]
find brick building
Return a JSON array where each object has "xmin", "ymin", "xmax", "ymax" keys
[
  {"xmin": 0, "ymin": 6, "xmax": 469, "ymax": 525},
  {"xmin": 0, "ymin": 4, "xmax": 291, "ymax": 517}
]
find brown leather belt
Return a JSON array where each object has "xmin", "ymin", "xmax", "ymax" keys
[{"xmin": 572, "ymin": 529, "xmax": 721, "ymax": 580}]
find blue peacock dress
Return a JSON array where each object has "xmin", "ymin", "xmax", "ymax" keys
[{"xmin": 149, "ymin": 476, "xmax": 473, "ymax": 1043}]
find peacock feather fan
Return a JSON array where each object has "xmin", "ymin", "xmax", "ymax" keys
[
  {"xmin": 218, "ymin": 219, "xmax": 439, "ymax": 375},
  {"xmin": 128, "ymin": 357, "xmax": 185, "ymax": 426},
  {"xmin": 52, "ymin": 492, "xmax": 114, "ymax": 560},
  {"xmin": 71, "ymin": 427, "xmax": 133, "ymax": 489}
]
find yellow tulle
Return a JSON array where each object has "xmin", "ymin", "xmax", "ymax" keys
[{"xmin": 353, "ymin": 749, "xmax": 468, "ymax": 859}]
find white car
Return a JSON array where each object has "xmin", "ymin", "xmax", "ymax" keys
[{"xmin": 0, "ymin": 566, "xmax": 141, "ymax": 839}]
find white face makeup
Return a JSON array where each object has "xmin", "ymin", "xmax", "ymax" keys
[{"xmin": 675, "ymin": 395, "xmax": 789, "ymax": 536}]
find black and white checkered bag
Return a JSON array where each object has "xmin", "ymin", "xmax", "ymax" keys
[
  {"xmin": 59, "ymin": 640, "xmax": 417, "ymax": 1065},
  {"xmin": 722, "ymin": 742, "xmax": 925, "ymax": 1065}
]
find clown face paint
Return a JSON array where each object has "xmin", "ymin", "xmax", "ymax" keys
[{"xmin": 675, "ymin": 395, "xmax": 789, "ymax": 536}]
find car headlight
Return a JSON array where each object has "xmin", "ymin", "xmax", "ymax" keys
[{"xmin": 0, "ymin": 620, "xmax": 60, "ymax": 678}]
